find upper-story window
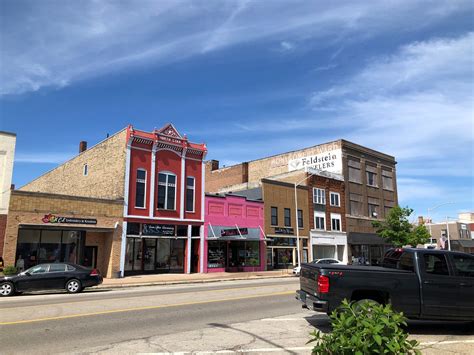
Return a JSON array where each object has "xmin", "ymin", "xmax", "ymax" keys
[
  {"xmin": 297, "ymin": 209, "xmax": 303, "ymax": 229},
  {"xmin": 83, "ymin": 164, "xmax": 88, "ymax": 176},
  {"xmin": 185, "ymin": 177, "xmax": 195, "ymax": 212},
  {"xmin": 348, "ymin": 158, "xmax": 361, "ymax": 183},
  {"xmin": 331, "ymin": 213, "xmax": 342, "ymax": 231},
  {"xmin": 135, "ymin": 169, "xmax": 147, "ymax": 208},
  {"xmin": 330, "ymin": 192, "xmax": 340, "ymax": 207},
  {"xmin": 382, "ymin": 169, "xmax": 393, "ymax": 190},
  {"xmin": 284, "ymin": 208, "xmax": 291, "ymax": 227},
  {"xmin": 367, "ymin": 171, "xmax": 378, "ymax": 187},
  {"xmin": 314, "ymin": 211, "xmax": 325, "ymax": 230},
  {"xmin": 157, "ymin": 172, "xmax": 176, "ymax": 210},
  {"xmin": 271, "ymin": 207, "xmax": 278, "ymax": 226},
  {"xmin": 313, "ymin": 188, "xmax": 326, "ymax": 205}
]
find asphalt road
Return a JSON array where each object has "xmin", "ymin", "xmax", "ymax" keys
[
  {"xmin": 1, "ymin": 278, "xmax": 473, "ymax": 354},
  {"xmin": 0, "ymin": 278, "xmax": 301, "ymax": 354}
]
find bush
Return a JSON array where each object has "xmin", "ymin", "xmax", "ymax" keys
[
  {"xmin": 3, "ymin": 265, "xmax": 18, "ymax": 276},
  {"xmin": 308, "ymin": 299, "xmax": 420, "ymax": 355}
]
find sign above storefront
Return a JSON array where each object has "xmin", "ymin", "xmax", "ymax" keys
[
  {"xmin": 274, "ymin": 227, "xmax": 294, "ymax": 235},
  {"xmin": 142, "ymin": 224, "xmax": 175, "ymax": 236},
  {"xmin": 42, "ymin": 214, "xmax": 97, "ymax": 225},
  {"xmin": 288, "ymin": 149, "xmax": 342, "ymax": 173},
  {"xmin": 221, "ymin": 228, "xmax": 248, "ymax": 237}
]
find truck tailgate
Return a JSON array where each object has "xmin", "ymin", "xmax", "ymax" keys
[{"xmin": 300, "ymin": 264, "xmax": 319, "ymax": 295}]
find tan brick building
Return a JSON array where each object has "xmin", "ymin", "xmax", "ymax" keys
[
  {"xmin": 206, "ymin": 139, "xmax": 397, "ymax": 265},
  {"xmin": 3, "ymin": 191, "xmax": 123, "ymax": 278}
]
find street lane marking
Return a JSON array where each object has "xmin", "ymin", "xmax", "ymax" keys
[
  {"xmin": 0, "ymin": 283, "xmax": 297, "ymax": 310},
  {"xmin": 0, "ymin": 291, "xmax": 294, "ymax": 326}
]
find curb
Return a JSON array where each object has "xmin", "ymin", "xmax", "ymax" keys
[{"xmin": 99, "ymin": 274, "xmax": 295, "ymax": 289}]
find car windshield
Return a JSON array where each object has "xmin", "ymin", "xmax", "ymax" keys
[{"xmin": 25, "ymin": 265, "xmax": 49, "ymax": 274}]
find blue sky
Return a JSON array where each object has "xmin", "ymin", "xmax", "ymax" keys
[{"xmin": 0, "ymin": 0, "xmax": 473, "ymax": 222}]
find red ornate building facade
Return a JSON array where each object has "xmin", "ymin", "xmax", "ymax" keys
[{"xmin": 121, "ymin": 124, "xmax": 207, "ymax": 275}]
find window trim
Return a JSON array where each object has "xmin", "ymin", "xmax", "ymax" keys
[
  {"xmin": 270, "ymin": 206, "xmax": 278, "ymax": 226},
  {"xmin": 157, "ymin": 171, "xmax": 177, "ymax": 211},
  {"xmin": 284, "ymin": 208, "xmax": 291, "ymax": 227},
  {"xmin": 330, "ymin": 213, "xmax": 342, "ymax": 232},
  {"xmin": 329, "ymin": 192, "xmax": 340, "ymax": 207},
  {"xmin": 313, "ymin": 188, "xmax": 326, "ymax": 205},
  {"xmin": 297, "ymin": 209, "xmax": 303, "ymax": 229},
  {"xmin": 185, "ymin": 176, "xmax": 196, "ymax": 213},
  {"xmin": 314, "ymin": 211, "xmax": 325, "ymax": 231},
  {"xmin": 135, "ymin": 168, "xmax": 147, "ymax": 209}
]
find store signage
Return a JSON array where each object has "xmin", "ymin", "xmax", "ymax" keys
[
  {"xmin": 288, "ymin": 149, "xmax": 342, "ymax": 173},
  {"xmin": 274, "ymin": 227, "xmax": 294, "ymax": 235},
  {"xmin": 42, "ymin": 214, "xmax": 97, "ymax": 225},
  {"xmin": 221, "ymin": 228, "xmax": 248, "ymax": 237},
  {"xmin": 142, "ymin": 224, "xmax": 175, "ymax": 236}
]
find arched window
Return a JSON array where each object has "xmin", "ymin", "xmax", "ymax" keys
[{"xmin": 157, "ymin": 172, "xmax": 176, "ymax": 210}]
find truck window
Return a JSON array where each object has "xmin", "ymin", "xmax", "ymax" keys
[
  {"xmin": 452, "ymin": 254, "xmax": 474, "ymax": 277},
  {"xmin": 423, "ymin": 254, "xmax": 449, "ymax": 275},
  {"xmin": 398, "ymin": 253, "xmax": 414, "ymax": 272}
]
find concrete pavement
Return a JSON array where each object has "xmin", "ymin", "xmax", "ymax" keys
[{"xmin": 1, "ymin": 277, "xmax": 473, "ymax": 354}]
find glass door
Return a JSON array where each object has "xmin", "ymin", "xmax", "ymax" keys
[
  {"xmin": 144, "ymin": 239, "xmax": 156, "ymax": 271},
  {"xmin": 169, "ymin": 239, "xmax": 185, "ymax": 273}
]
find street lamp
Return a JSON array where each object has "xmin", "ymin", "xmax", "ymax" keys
[{"xmin": 294, "ymin": 167, "xmax": 319, "ymax": 268}]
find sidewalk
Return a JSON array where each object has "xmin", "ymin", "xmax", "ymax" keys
[{"xmin": 100, "ymin": 269, "xmax": 294, "ymax": 289}]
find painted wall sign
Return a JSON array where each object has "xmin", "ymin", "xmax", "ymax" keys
[
  {"xmin": 221, "ymin": 227, "xmax": 249, "ymax": 237},
  {"xmin": 288, "ymin": 149, "xmax": 342, "ymax": 173},
  {"xmin": 42, "ymin": 214, "xmax": 97, "ymax": 225},
  {"xmin": 142, "ymin": 223, "xmax": 176, "ymax": 236}
]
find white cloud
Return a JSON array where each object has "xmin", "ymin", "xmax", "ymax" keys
[
  {"xmin": 15, "ymin": 152, "xmax": 74, "ymax": 164},
  {"xmin": 1, "ymin": 0, "xmax": 470, "ymax": 96},
  {"xmin": 279, "ymin": 41, "xmax": 295, "ymax": 52}
]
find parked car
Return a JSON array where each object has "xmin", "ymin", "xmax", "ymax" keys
[
  {"xmin": 296, "ymin": 248, "xmax": 474, "ymax": 321},
  {"xmin": 293, "ymin": 258, "xmax": 342, "ymax": 275},
  {"xmin": 0, "ymin": 263, "xmax": 103, "ymax": 297}
]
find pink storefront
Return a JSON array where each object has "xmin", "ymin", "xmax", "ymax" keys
[{"xmin": 204, "ymin": 194, "xmax": 266, "ymax": 273}]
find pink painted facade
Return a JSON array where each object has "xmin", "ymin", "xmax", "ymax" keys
[{"xmin": 204, "ymin": 194, "xmax": 265, "ymax": 273}]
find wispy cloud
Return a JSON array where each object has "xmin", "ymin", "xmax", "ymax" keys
[
  {"xmin": 15, "ymin": 152, "xmax": 74, "ymax": 164},
  {"xmin": 1, "ymin": 0, "xmax": 469, "ymax": 96}
]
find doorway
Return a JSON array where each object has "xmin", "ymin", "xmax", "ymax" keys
[{"xmin": 83, "ymin": 246, "xmax": 97, "ymax": 268}]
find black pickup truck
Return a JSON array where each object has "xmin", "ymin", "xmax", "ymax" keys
[{"xmin": 296, "ymin": 248, "xmax": 474, "ymax": 321}]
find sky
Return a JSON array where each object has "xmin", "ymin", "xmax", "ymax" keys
[{"xmin": 0, "ymin": 0, "xmax": 473, "ymax": 223}]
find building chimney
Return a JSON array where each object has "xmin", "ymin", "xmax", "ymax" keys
[
  {"xmin": 79, "ymin": 141, "xmax": 87, "ymax": 153},
  {"xmin": 418, "ymin": 216, "xmax": 424, "ymax": 225},
  {"xmin": 209, "ymin": 160, "xmax": 219, "ymax": 171},
  {"xmin": 10, "ymin": 184, "xmax": 15, "ymax": 190}
]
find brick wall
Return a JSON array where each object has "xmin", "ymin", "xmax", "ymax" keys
[
  {"xmin": 3, "ymin": 191, "xmax": 124, "ymax": 278},
  {"xmin": 205, "ymin": 161, "xmax": 249, "ymax": 193},
  {"xmin": 20, "ymin": 129, "xmax": 127, "ymax": 199},
  {"xmin": 307, "ymin": 175, "xmax": 346, "ymax": 232},
  {"xmin": 0, "ymin": 214, "xmax": 7, "ymax": 257}
]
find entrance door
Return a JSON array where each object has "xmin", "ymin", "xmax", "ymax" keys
[
  {"xmin": 170, "ymin": 239, "xmax": 185, "ymax": 273},
  {"xmin": 144, "ymin": 239, "xmax": 156, "ymax": 271},
  {"xmin": 191, "ymin": 239, "xmax": 200, "ymax": 273},
  {"xmin": 83, "ymin": 246, "xmax": 97, "ymax": 268}
]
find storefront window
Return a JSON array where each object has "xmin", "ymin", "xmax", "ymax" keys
[
  {"xmin": 228, "ymin": 241, "xmax": 260, "ymax": 267},
  {"xmin": 125, "ymin": 238, "xmax": 134, "ymax": 271},
  {"xmin": 144, "ymin": 239, "xmax": 156, "ymax": 271},
  {"xmin": 133, "ymin": 239, "xmax": 143, "ymax": 271},
  {"xmin": 208, "ymin": 241, "xmax": 226, "ymax": 268},
  {"xmin": 170, "ymin": 239, "xmax": 185, "ymax": 272},
  {"xmin": 38, "ymin": 230, "xmax": 62, "ymax": 263},
  {"xmin": 156, "ymin": 239, "xmax": 171, "ymax": 271},
  {"xmin": 61, "ymin": 231, "xmax": 82, "ymax": 264},
  {"xmin": 313, "ymin": 245, "xmax": 336, "ymax": 260},
  {"xmin": 16, "ymin": 229, "xmax": 40, "ymax": 270}
]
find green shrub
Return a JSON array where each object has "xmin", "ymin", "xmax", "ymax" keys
[
  {"xmin": 308, "ymin": 299, "xmax": 420, "ymax": 355},
  {"xmin": 3, "ymin": 265, "xmax": 18, "ymax": 276}
]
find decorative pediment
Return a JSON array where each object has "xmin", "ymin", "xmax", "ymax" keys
[{"xmin": 157, "ymin": 123, "xmax": 182, "ymax": 139}]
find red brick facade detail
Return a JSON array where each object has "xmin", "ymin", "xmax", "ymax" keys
[
  {"xmin": 308, "ymin": 175, "xmax": 346, "ymax": 232},
  {"xmin": 0, "ymin": 214, "xmax": 7, "ymax": 257}
]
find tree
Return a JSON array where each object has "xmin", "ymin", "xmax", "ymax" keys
[{"xmin": 372, "ymin": 206, "xmax": 430, "ymax": 247}]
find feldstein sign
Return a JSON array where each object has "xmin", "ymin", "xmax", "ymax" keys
[{"xmin": 288, "ymin": 149, "xmax": 342, "ymax": 173}]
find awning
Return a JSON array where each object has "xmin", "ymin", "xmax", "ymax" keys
[
  {"xmin": 208, "ymin": 223, "xmax": 262, "ymax": 241},
  {"xmin": 347, "ymin": 232, "xmax": 391, "ymax": 245},
  {"xmin": 451, "ymin": 240, "xmax": 474, "ymax": 248}
]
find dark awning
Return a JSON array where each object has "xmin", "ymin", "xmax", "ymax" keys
[
  {"xmin": 347, "ymin": 232, "xmax": 391, "ymax": 245},
  {"xmin": 451, "ymin": 240, "xmax": 474, "ymax": 248}
]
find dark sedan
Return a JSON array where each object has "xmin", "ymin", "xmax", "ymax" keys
[{"xmin": 0, "ymin": 263, "xmax": 103, "ymax": 296}]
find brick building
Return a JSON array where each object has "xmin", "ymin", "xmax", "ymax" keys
[
  {"xmin": 0, "ymin": 131, "xmax": 16, "ymax": 258},
  {"xmin": 206, "ymin": 139, "xmax": 397, "ymax": 265},
  {"xmin": 3, "ymin": 124, "xmax": 207, "ymax": 277}
]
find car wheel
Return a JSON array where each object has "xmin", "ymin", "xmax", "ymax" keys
[
  {"xmin": 65, "ymin": 279, "xmax": 82, "ymax": 294},
  {"xmin": 353, "ymin": 299, "xmax": 380, "ymax": 312},
  {"xmin": 0, "ymin": 282, "xmax": 15, "ymax": 297}
]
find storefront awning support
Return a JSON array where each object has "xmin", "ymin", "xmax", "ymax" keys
[
  {"xmin": 235, "ymin": 224, "xmax": 244, "ymax": 239},
  {"xmin": 208, "ymin": 223, "xmax": 217, "ymax": 239}
]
